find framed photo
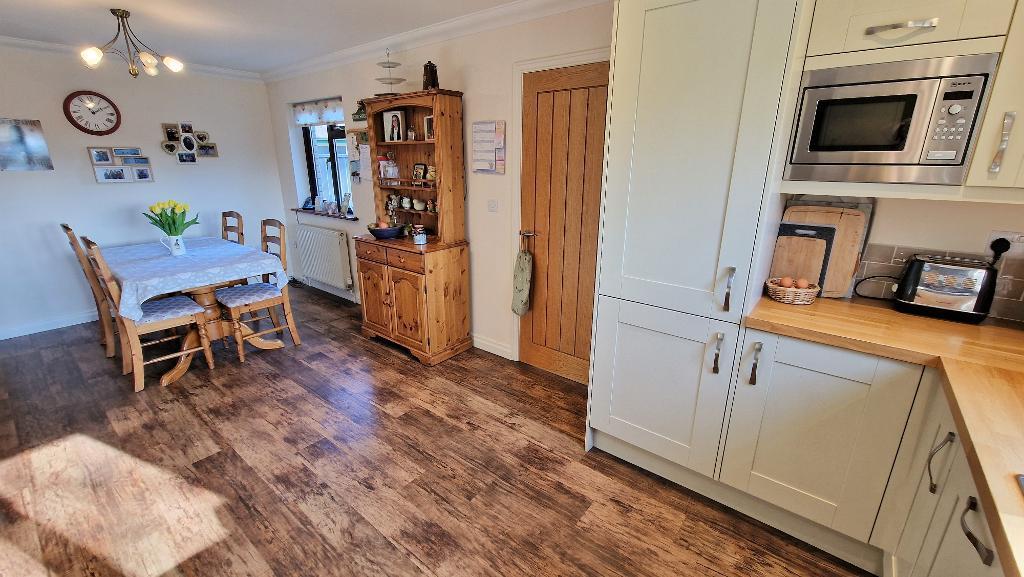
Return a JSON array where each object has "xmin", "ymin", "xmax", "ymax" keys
[
  {"xmin": 94, "ymin": 165, "xmax": 132, "ymax": 183},
  {"xmin": 112, "ymin": 147, "xmax": 142, "ymax": 157},
  {"xmin": 177, "ymin": 152, "xmax": 197, "ymax": 164},
  {"xmin": 120, "ymin": 156, "xmax": 150, "ymax": 165},
  {"xmin": 411, "ymin": 162, "xmax": 427, "ymax": 184},
  {"xmin": 383, "ymin": 110, "xmax": 405, "ymax": 142},
  {"xmin": 180, "ymin": 134, "xmax": 197, "ymax": 153},
  {"xmin": 131, "ymin": 166, "xmax": 154, "ymax": 182},
  {"xmin": 87, "ymin": 147, "xmax": 113, "ymax": 165},
  {"xmin": 161, "ymin": 141, "xmax": 178, "ymax": 155},
  {"xmin": 194, "ymin": 131, "xmax": 210, "ymax": 143},
  {"xmin": 162, "ymin": 123, "xmax": 181, "ymax": 142},
  {"xmin": 197, "ymin": 143, "xmax": 219, "ymax": 158},
  {"xmin": 179, "ymin": 121, "xmax": 194, "ymax": 134},
  {"xmin": 424, "ymin": 115, "xmax": 434, "ymax": 140}
]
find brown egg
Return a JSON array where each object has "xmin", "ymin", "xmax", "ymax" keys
[
  {"xmin": 778, "ymin": 277, "xmax": 794, "ymax": 288},
  {"xmin": 795, "ymin": 278, "xmax": 810, "ymax": 289},
  {"xmin": 377, "ymin": 220, "xmax": 390, "ymax": 228}
]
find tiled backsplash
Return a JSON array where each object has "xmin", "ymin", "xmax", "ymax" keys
[{"xmin": 854, "ymin": 244, "xmax": 1024, "ymax": 322}]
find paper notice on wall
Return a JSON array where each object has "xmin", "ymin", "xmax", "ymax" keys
[
  {"xmin": 358, "ymin": 144, "xmax": 370, "ymax": 173},
  {"xmin": 472, "ymin": 120, "xmax": 505, "ymax": 174}
]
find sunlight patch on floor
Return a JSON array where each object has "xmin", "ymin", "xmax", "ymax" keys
[{"xmin": 0, "ymin": 434, "xmax": 228, "ymax": 577}]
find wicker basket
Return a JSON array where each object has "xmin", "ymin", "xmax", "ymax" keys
[{"xmin": 765, "ymin": 278, "xmax": 820, "ymax": 305}]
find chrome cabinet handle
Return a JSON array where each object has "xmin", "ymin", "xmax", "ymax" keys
[
  {"xmin": 989, "ymin": 112, "xmax": 1016, "ymax": 174},
  {"xmin": 927, "ymin": 432, "xmax": 956, "ymax": 494},
  {"xmin": 748, "ymin": 342, "xmax": 763, "ymax": 385},
  {"xmin": 865, "ymin": 17, "xmax": 939, "ymax": 36},
  {"xmin": 723, "ymin": 267, "xmax": 736, "ymax": 312},
  {"xmin": 711, "ymin": 332, "xmax": 724, "ymax": 374},
  {"xmin": 960, "ymin": 496, "xmax": 995, "ymax": 566}
]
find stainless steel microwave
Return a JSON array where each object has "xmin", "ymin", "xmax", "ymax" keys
[{"xmin": 785, "ymin": 54, "xmax": 999, "ymax": 185}]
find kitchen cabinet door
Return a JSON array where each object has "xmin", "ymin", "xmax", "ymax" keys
[
  {"xmin": 807, "ymin": 0, "xmax": 1017, "ymax": 56},
  {"xmin": 598, "ymin": 0, "xmax": 796, "ymax": 323},
  {"xmin": 967, "ymin": 4, "xmax": 1024, "ymax": 188},
  {"xmin": 358, "ymin": 259, "xmax": 392, "ymax": 336},
  {"xmin": 720, "ymin": 331, "xmax": 922, "ymax": 542},
  {"xmin": 910, "ymin": 451, "xmax": 1004, "ymax": 577},
  {"xmin": 388, "ymin": 268, "xmax": 427, "ymax": 352},
  {"xmin": 589, "ymin": 296, "xmax": 737, "ymax": 477}
]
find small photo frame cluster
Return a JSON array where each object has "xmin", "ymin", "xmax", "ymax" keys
[
  {"xmin": 161, "ymin": 122, "xmax": 219, "ymax": 163},
  {"xmin": 88, "ymin": 146, "xmax": 154, "ymax": 183}
]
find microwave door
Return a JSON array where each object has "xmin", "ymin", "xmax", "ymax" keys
[{"xmin": 791, "ymin": 79, "xmax": 940, "ymax": 165}]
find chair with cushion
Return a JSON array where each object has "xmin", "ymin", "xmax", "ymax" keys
[
  {"xmin": 61, "ymin": 223, "xmax": 117, "ymax": 358},
  {"xmin": 214, "ymin": 218, "xmax": 300, "ymax": 362},
  {"xmin": 221, "ymin": 211, "xmax": 245, "ymax": 244},
  {"xmin": 83, "ymin": 237, "xmax": 215, "ymax": 392}
]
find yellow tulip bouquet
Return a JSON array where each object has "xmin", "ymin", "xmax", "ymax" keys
[{"xmin": 144, "ymin": 200, "xmax": 199, "ymax": 236}]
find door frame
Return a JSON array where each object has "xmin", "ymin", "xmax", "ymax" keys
[{"xmin": 509, "ymin": 46, "xmax": 610, "ymax": 363}]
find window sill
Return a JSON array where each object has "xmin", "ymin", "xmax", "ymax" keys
[{"xmin": 291, "ymin": 208, "xmax": 359, "ymax": 222}]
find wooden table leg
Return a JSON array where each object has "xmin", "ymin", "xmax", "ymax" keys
[{"xmin": 160, "ymin": 328, "xmax": 198, "ymax": 387}]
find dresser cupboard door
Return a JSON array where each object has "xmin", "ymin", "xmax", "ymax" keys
[
  {"xmin": 388, "ymin": 268, "xmax": 428, "ymax": 351},
  {"xmin": 720, "ymin": 332, "xmax": 922, "ymax": 542},
  {"xmin": 589, "ymin": 296, "xmax": 737, "ymax": 477},
  {"xmin": 358, "ymin": 259, "xmax": 392, "ymax": 336},
  {"xmin": 598, "ymin": 0, "xmax": 796, "ymax": 322}
]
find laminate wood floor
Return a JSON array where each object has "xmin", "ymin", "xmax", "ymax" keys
[{"xmin": 0, "ymin": 285, "xmax": 870, "ymax": 577}]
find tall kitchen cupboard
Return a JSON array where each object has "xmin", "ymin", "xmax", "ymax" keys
[{"xmin": 589, "ymin": 0, "xmax": 799, "ymax": 474}]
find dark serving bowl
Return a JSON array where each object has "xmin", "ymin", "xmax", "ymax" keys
[{"xmin": 368, "ymin": 225, "xmax": 404, "ymax": 240}]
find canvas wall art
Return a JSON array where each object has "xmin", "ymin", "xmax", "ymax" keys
[{"xmin": 0, "ymin": 118, "xmax": 54, "ymax": 171}]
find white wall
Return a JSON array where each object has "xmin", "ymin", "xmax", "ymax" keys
[
  {"xmin": 868, "ymin": 199, "xmax": 1024, "ymax": 252},
  {"xmin": 0, "ymin": 44, "xmax": 284, "ymax": 339},
  {"xmin": 266, "ymin": 3, "xmax": 614, "ymax": 359}
]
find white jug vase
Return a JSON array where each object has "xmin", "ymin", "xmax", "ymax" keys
[{"xmin": 160, "ymin": 235, "xmax": 186, "ymax": 256}]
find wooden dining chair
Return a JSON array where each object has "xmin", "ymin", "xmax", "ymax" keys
[
  {"xmin": 82, "ymin": 237, "xmax": 215, "ymax": 392},
  {"xmin": 61, "ymin": 224, "xmax": 117, "ymax": 358},
  {"xmin": 222, "ymin": 211, "xmax": 245, "ymax": 244},
  {"xmin": 214, "ymin": 219, "xmax": 301, "ymax": 362}
]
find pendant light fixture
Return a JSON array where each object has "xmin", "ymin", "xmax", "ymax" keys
[{"xmin": 80, "ymin": 8, "xmax": 184, "ymax": 78}]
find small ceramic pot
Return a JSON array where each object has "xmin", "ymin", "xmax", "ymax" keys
[
  {"xmin": 412, "ymin": 199, "xmax": 427, "ymax": 211},
  {"xmin": 401, "ymin": 196, "xmax": 412, "ymax": 209},
  {"xmin": 160, "ymin": 235, "xmax": 186, "ymax": 256}
]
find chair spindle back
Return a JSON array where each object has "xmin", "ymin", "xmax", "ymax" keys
[
  {"xmin": 81, "ymin": 237, "xmax": 123, "ymax": 314},
  {"xmin": 222, "ymin": 211, "xmax": 245, "ymax": 244},
  {"xmin": 261, "ymin": 219, "xmax": 286, "ymax": 271},
  {"xmin": 61, "ymin": 224, "xmax": 107, "ymax": 305}
]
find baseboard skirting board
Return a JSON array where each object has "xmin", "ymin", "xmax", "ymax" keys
[
  {"xmin": 591, "ymin": 430, "xmax": 884, "ymax": 576},
  {"xmin": 1, "ymin": 309, "xmax": 99, "ymax": 341},
  {"xmin": 472, "ymin": 334, "xmax": 514, "ymax": 360}
]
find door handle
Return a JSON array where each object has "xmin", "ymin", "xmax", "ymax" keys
[
  {"xmin": 960, "ymin": 496, "xmax": 995, "ymax": 566},
  {"xmin": 711, "ymin": 332, "xmax": 724, "ymax": 374},
  {"xmin": 926, "ymin": 432, "xmax": 956, "ymax": 493},
  {"xmin": 865, "ymin": 17, "xmax": 939, "ymax": 36},
  {"xmin": 989, "ymin": 112, "xmax": 1016, "ymax": 174},
  {"xmin": 748, "ymin": 342, "xmax": 763, "ymax": 385},
  {"xmin": 723, "ymin": 267, "xmax": 736, "ymax": 312}
]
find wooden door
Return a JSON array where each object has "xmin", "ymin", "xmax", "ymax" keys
[
  {"xmin": 389, "ymin": 268, "xmax": 428, "ymax": 351},
  {"xmin": 599, "ymin": 0, "xmax": 796, "ymax": 323},
  {"xmin": 589, "ymin": 296, "xmax": 737, "ymax": 478},
  {"xmin": 520, "ymin": 61, "xmax": 609, "ymax": 383},
  {"xmin": 721, "ymin": 331, "xmax": 922, "ymax": 542},
  {"xmin": 358, "ymin": 259, "xmax": 391, "ymax": 335}
]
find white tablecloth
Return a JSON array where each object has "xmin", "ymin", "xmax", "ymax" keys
[{"xmin": 103, "ymin": 237, "xmax": 288, "ymax": 321}]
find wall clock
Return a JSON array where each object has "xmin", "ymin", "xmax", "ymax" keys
[{"xmin": 63, "ymin": 91, "xmax": 121, "ymax": 136}]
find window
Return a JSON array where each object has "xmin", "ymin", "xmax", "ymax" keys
[{"xmin": 302, "ymin": 124, "xmax": 354, "ymax": 215}]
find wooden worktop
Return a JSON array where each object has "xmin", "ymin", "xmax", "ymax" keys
[
  {"xmin": 354, "ymin": 235, "xmax": 467, "ymax": 254},
  {"xmin": 747, "ymin": 297, "xmax": 1024, "ymax": 577}
]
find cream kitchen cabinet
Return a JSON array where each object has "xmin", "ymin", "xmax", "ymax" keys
[
  {"xmin": 807, "ymin": 0, "xmax": 1017, "ymax": 57},
  {"xmin": 967, "ymin": 4, "xmax": 1024, "ymax": 188},
  {"xmin": 720, "ymin": 331, "xmax": 923, "ymax": 542},
  {"xmin": 597, "ymin": 0, "xmax": 797, "ymax": 323},
  {"xmin": 589, "ymin": 296, "xmax": 738, "ymax": 478}
]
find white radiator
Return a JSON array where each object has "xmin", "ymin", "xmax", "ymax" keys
[{"xmin": 295, "ymin": 225, "xmax": 354, "ymax": 290}]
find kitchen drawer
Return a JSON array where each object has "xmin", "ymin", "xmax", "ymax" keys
[
  {"xmin": 807, "ymin": 0, "xmax": 1017, "ymax": 56},
  {"xmin": 355, "ymin": 240, "xmax": 386, "ymax": 263},
  {"xmin": 387, "ymin": 248, "xmax": 425, "ymax": 274}
]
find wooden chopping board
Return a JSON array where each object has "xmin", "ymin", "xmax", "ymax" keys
[
  {"xmin": 770, "ymin": 236, "xmax": 827, "ymax": 285},
  {"xmin": 783, "ymin": 206, "xmax": 866, "ymax": 298}
]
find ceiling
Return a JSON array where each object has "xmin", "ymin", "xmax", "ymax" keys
[{"xmin": 0, "ymin": 0, "xmax": 524, "ymax": 74}]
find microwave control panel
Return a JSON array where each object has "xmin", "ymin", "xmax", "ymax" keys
[{"xmin": 921, "ymin": 75, "xmax": 986, "ymax": 165}]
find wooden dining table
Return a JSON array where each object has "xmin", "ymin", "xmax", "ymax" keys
[{"xmin": 103, "ymin": 237, "xmax": 289, "ymax": 385}]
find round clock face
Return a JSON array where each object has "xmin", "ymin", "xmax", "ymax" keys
[{"xmin": 63, "ymin": 91, "xmax": 121, "ymax": 136}]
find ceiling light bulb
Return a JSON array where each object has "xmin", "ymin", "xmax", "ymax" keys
[
  {"xmin": 162, "ymin": 56, "xmax": 184, "ymax": 73},
  {"xmin": 143, "ymin": 65, "xmax": 159, "ymax": 76},
  {"xmin": 139, "ymin": 51, "xmax": 158, "ymax": 67},
  {"xmin": 80, "ymin": 47, "xmax": 104, "ymax": 69}
]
